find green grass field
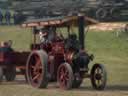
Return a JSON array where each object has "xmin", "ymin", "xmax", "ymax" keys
[{"xmin": 0, "ymin": 26, "xmax": 128, "ymax": 96}]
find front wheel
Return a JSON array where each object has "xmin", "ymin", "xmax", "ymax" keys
[
  {"xmin": 91, "ymin": 64, "xmax": 107, "ymax": 90},
  {"xmin": 57, "ymin": 63, "xmax": 74, "ymax": 90}
]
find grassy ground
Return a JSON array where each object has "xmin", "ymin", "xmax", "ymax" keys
[{"xmin": 0, "ymin": 26, "xmax": 128, "ymax": 96}]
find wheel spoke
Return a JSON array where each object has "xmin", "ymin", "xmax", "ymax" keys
[
  {"xmin": 100, "ymin": 70, "xmax": 104, "ymax": 75},
  {"xmin": 96, "ymin": 68, "xmax": 101, "ymax": 74},
  {"xmin": 60, "ymin": 75, "xmax": 63, "ymax": 80},
  {"xmin": 60, "ymin": 68, "xmax": 64, "ymax": 75},
  {"xmin": 62, "ymin": 79, "xmax": 66, "ymax": 87},
  {"xmin": 65, "ymin": 76, "xmax": 69, "ymax": 81},
  {"xmin": 35, "ymin": 55, "xmax": 39, "ymax": 61},
  {"xmin": 95, "ymin": 73, "xmax": 104, "ymax": 86},
  {"xmin": 60, "ymin": 67, "xmax": 65, "ymax": 77},
  {"xmin": 37, "ymin": 73, "xmax": 42, "ymax": 81},
  {"xmin": 100, "ymin": 77, "xmax": 104, "ymax": 83},
  {"xmin": 62, "ymin": 67, "xmax": 65, "ymax": 74},
  {"xmin": 97, "ymin": 80, "xmax": 100, "ymax": 85},
  {"xmin": 31, "ymin": 66, "xmax": 35, "ymax": 69},
  {"xmin": 32, "ymin": 74, "xmax": 40, "ymax": 81},
  {"xmin": 34, "ymin": 55, "xmax": 41, "ymax": 69},
  {"xmin": 60, "ymin": 77, "xmax": 64, "ymax": 82},
  {"xmin": 33, "ymin": 70, "xmax": 39, "ymax": 75},
  {"xmin": 65, "ymin": 71, "xmax": 69, "ymax": 81},
  {"xmin": 36, "ymin": 60, "xmax": 41, "ymax": 67}
]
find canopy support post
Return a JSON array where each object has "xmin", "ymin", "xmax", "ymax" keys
[{"xmin": 78, "ymin": 16, "xmax": 85, "ymax": 50}]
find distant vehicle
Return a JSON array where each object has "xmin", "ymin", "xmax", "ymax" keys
[
  {"xmin": 13, "ymin": 0, "xmax": 128, "ymax": 23},
  {"xmin": 94, "ymin": 0, "xmax": 128, "ymax": 21}
]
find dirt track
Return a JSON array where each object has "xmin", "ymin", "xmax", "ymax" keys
[
  {"xmin": 0, "ymin": 78, "xmax": 128, "ymax": 96},
  {"xmin": 90, "ymin": 23, "xmax": 127, "ymax": 31}
]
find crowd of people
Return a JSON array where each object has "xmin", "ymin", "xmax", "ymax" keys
[{"xmin": 0, "ymin": 9, "xmax": 19, "ymax": 25}]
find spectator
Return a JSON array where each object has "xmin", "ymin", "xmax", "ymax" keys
[
  {"xmin": 13, "ymin": 12, "xmax": 18, "ymax": 25},
  {"xmin": 5, "ymin": 10, "xmax": 11, "ymax": 25},
  {"xmin": 125, "ymin": 24, "xmax": 128, "ymax": 32},
  {"xmin": 0, "ymin": 9, "xmax": 3, "ymax": 25},
  {"xmin": 0, "ymin": 40, "xmax": 13, "ymax": 52},
  {"xmin": 0, "ymin": 41, "xmax": 8, "ymax": 52}
]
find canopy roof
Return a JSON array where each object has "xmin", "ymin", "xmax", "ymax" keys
[{"xmin": 22, "ymin": 16, "xmax": 98, "ymax": 27}]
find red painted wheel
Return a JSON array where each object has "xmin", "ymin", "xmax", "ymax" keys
[
  {"xmin": 91, "ymin": 64, "xmax": 107, "ymax": 90},
  {"xmin": 4, "ymin": 65, "xmax": 16, "ymax": 81},
  {"xmin": 57, "ymin": 63, "xmax": 73, "ymax": 90},
  {"xmin": 26, "ymin": 50, "xmax": 48, "ymax": 88}
]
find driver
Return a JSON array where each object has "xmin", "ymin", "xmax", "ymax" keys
[
  {"xmin": 39, "ymin": 27, "xmax": 56, "ymax": 43},
  {"xmin": 65, "ymin": 34, "xmax": 80, "ymax": 52},
  {"xmin": 39, "ymin": 29, "xmax": 48, "ymax": 43}
]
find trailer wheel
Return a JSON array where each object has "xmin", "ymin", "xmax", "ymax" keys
[
  {"xmin": 57, "ymin": 63, "xmax": 74, "ymax": 90},
  {"xmin": 20, "ymin": 69, "xmax": 27, "ymax": 82},
  {"xmin": 4, "ymin": 65, "xmax": 16, "ymax": 81},
  {"xmin": 91, "ymin": 64, "xmax": 107, "ymax": 90},
  {"xmin": 26, "ymin": 50, "xmax": 48, "ymax": 88},
  {"xmin": 0, "ymin": 67, "xmax": 3, "ymax": 82}
]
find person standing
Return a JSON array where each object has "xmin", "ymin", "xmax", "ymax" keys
[
  {"xmin": 13, "ymin": 12, "xmax": 18, "ymax": 25},
  {"xmin": 0, "ymin": 9, "xmax": 3, "ymax": 25},
  {"xmin": 5, "ymin": 10, "xmax": 11, "ymax": 25}
]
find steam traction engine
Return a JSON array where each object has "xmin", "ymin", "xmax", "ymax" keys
[{"xmin": 23, "ymin": 16, "xmax": 107, "ymax": 90}]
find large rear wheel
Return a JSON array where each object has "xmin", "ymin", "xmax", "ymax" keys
[
  {"xmin": 26, "ymin": 50, "xmax": 48, "ymax": 88},
  {"xmin": 91, "ymin": 64, "xmax": 107, "ymax": 90},
  {"xmin": 57, "ymin": 63, "xmax": 74, "ymax": 90}
]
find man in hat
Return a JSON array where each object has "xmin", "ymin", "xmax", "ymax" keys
[{"xmin": 0, "ymin": 41, "xmax": 13, "ymax": 52}]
